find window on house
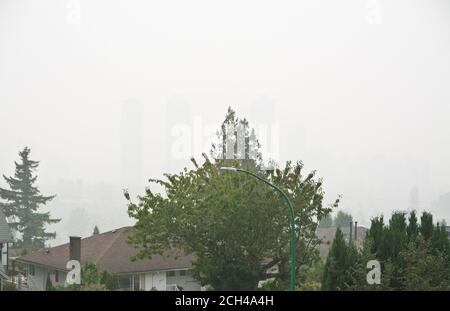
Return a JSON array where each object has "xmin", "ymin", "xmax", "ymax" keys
[
  {"xmin": 139, "ymin": 274, "xmax": 145, "ymax": 291},
  {"xmin": 133, "ymin": 274, "xmax": 140, "ymax": 291},
  {"xmin": 167, "ymin": 271, "xmax": 175, "ymax": 277},
  {"xmin": 118, "ymin": 275, "xmax": 132, "ymax": 291},
  {"xmin": 179, "ymin": 270, "xmax": 186, "ymax": 276},
  {"xmin": 29, "ymin": 264, "xmax": 35, "ymax": 276},
  {"xmin": 55, "ymin": 270, "xmax": 59, "ymax": 283}
]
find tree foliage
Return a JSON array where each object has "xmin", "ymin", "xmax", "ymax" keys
[
  {"xmin": 347, "ymin": 211, "xmax": 450, "ymax": 291},
  {"xmin": 93, "ymin": 225, "xmax": 100, "ymax": 235},
  {"xmin": 399, "ymin": 236, "xmax": 450, "ymax": 290},
  {"xmin": 297, "ymin": 259, "xmax": 324, "ymax": 291},
  {"xmin": 0, "ymin": 147, "xmax": 60, "ymax": 248},
  {"xmin": 406, "ymin": 211, "xmax": 419, "ymax": 243},
  {"xmin": 126, "ymin": 108, "xmax": 338, "ymax": 290},
  {"xmin": 321, "ymin": 228, "xmax": 358, "ymax": 291},
  {"xmin": 420, "ymin": 212, "xmax": 434, "ymax": 241},
  {"xmin": 333, "ymin": 211, "xmax": 353, "ymax": 228},
  {"xmin": 318, "ymin": 214, "xmax": 332, "ymax": 228},
  {"xmin": 321, "ymin": 210, "xmax": 450, "ymax": 291},
  {"xmin": 57, "ymin": 263, "xmax": 119, "ymax": 291},
  {"xmin": 210, "ymin": 106, "xmax": 262, "ymax": 165}
]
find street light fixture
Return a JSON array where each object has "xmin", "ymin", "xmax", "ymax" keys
[{"xmin": 220, "ymin": 166, "xmax": 297, "ymax": 291}]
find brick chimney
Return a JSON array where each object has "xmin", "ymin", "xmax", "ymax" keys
[{"xmin": 69, "ymin": 236, "xmax": 81, "ymax": 262}]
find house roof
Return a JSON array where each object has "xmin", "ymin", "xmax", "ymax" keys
[
  {"xmin": 0, "ymin": 208, "xmax": 13, "ymax": 243},
  {"xmin": 17, "ymin": 227, "xmax": 194, "ymax": 274}
]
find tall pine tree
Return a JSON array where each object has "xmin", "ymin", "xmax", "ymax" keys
[
  {"xmin": 0, "ymin": 147, "xmax": 60, "ymax": 249},
  {"xmin": 406, "ymin": 210, "xmax": 419, "ymax": 243},
  {"xmin": 321, "ymin": 228, "xmax": 359, "ymax": 291},
  {"xmin": 420, "ymin": 212, "xmax": 433, "ymax": 240},
  {"xmin": 93, "ymin": 225, "xmax": 100, "ymax": 235}
]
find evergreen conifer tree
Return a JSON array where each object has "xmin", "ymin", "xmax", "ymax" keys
[
  {"xmin": 0, "ymin": 147, "xmax": 60, "ymax": 248},
  {"xmin": 93, "ymin": 225, "xmax": 100, "ymax": 235},
  {"xmin": 420, "ymin": 212, "xmax": 433, "ymax": 240},
  {"xmin": 406, "ymin": 210, "xmax": 419, "ymax": 243},
  {"xmin": 321, "ymin": 228, "xmax": 358, "ymax": 290}
]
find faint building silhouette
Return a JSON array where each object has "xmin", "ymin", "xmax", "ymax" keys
[
  {"xmin": 120, "ymin": 99, "xmax": 144, "ymax": 194},
  {"xmin": 409, "ymin": 186, "xmax": 420, "ymax": 212},
  {"xmin": 166, "ymin": 96, "xmax": 191, "ymax": 172},
  {"xmin": 47, "ymin": 178, "xmax": 130, "ymax": 245},
  {"xmin": 432, "ymin": 192, "xmax": 450, "ymax": 225},
  {"xmin": 247, "ymin": 96, "xmax": 280, "ymax": 168}
]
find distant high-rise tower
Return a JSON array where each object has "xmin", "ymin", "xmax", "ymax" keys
[
  {"xmin": 120, "ymin": 99, "xmax": 144, "ymax": 193},
  {"xmin": 409, "ymin": 186, "xmax": 420, "ymax": 212},
  {"xmin": 248, "ymin": 96, "xmax": 280, "ymax": 168},
  {"xmin": 166, "ymin": 96, "xmax": 191, "ymax": 172}
]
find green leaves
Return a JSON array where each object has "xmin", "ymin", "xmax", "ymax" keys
[
  {"xmin": 399, "ymin": 236, "xmax": 450, "ymax": 291},
  {"xmin": 125, "ymin": 108, "xmax": 337, "ymax": 290},
  {"xmin": 0, "ymin": 147, "xmax": 59, "ymax": 249},
  {"xmin": 126, "ymin": 156, "xmax": 333, "ymax": 290},
  {"xmin": 349, "ymin": 211, "xmax": 450, "ymax": 291},
  {"xmin": 321, "ymin": 228, "xmax": 359, "ymax": 291}
]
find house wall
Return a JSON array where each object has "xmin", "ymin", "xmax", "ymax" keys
[
  {"xmin": 136, "ymin": 269, "xmax": 201, "ymax": 291},
  {"xmin": 24, "ymin": 265, "xmax": 202, "ymax": 291},
  {"xmin": 27, "ymin": 264, "xmax": 49, "ymax": 291},
  {"xmin": 49, "ymin": 270, "xmax": 67, "ymax": 288},
  {"xmin": 144, "ymin": 271, "xmax": 166, "ymax": 291},
  {"xmin": 1, "ymin": 243, "xmax": 7, "ymax": 269},
  {"xmin": 26, "ymin": 265, "xmax": 73, "ymax": 290},
  {"xmin": 166, "ymin": 269, "xmax": 201, "ymax": 291}
]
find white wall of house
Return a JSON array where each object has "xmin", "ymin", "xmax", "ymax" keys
[
  {"xmin": 166, "ymin": 269, "xmax": 201, "ymax": 291},
  {"xmin": 144, "ymin": 271, "xmax": 166, "ymax": 291},
  {"xmin": 1, "ymin": 243, "xmax": 7, "ymax": 269},
  {"xmin": 27, "ymin": 264, "xmax": 49, "ymax": 291},
  {"xmin": 26, "ymin": 265, "xmax": 67, "ymax": 290},
  {"xmin": 133, "ymin": 269, "xmax": 201, "ymax": 291},
  {"xmin": 49, "ymin": 270, "xmax": 67, "ymax": 288},
  {"xmin": 24, "ymin": 264, "xmax": 202, "ymax": 291}
]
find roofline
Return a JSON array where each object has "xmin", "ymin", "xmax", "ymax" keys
[
  {"xmin": 14, "ymin": 226, "xmax": 194, "ymax": 274},
  {"xmin": 15, "ymin": 258, "xmax": 192, "ymax": 275},
  {"xmin": 115, "ymin": 266, "xmax": 192, "ymax": 275},
  {"xmin": 20, "ymin": 226, "xmax": 133, "ymax": 249},
  {"xmin": 15, "ymin": 226, "xmax": 133, "ymax": 262},
  {"xmin": 14, "ymin": 258, "xmax": 70, "ymax": 273}
]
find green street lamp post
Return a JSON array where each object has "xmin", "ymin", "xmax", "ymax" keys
[{"xmin": 220, "ymin": 166, "xmax": 297, "ymax": 291}]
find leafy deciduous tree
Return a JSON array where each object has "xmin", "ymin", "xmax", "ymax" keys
[{"xmin": 126, "ymin": 108, "xmax": 338, "ymax": 290}]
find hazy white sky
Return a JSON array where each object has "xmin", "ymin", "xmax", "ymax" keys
[{"xmin": 1, "ymin": 0, "xmax": 450, "ymax": 236}]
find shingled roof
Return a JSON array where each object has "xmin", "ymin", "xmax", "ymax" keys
[
  {"xmin": 0, "ymin": 208, "xmax": 13, "ymax": 243},
  {"xmin": 17, "ymin": 227, "xmax": 194, "ymax": 274}
]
